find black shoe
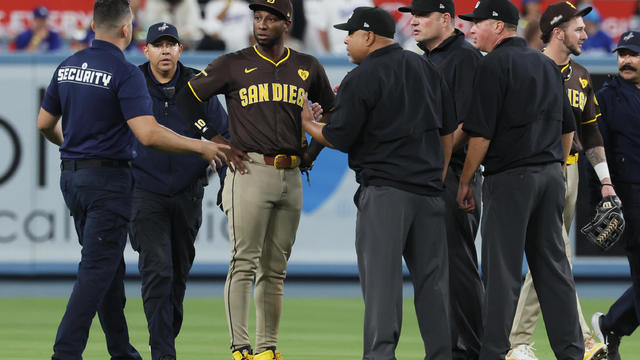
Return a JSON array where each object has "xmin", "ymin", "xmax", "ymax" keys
[
  {"xmin": 159, "ymin": 356, "xmax": 176, "ymax": 360},
  {"xmin": 592, "ymin": 312, "xmax": 621, "ymax": 360}
]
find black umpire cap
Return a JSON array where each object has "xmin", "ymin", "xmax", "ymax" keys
[
  {"xmin": 458, "ymin": 0, "xmax": 519, "ymax": 25},
  {"xmin": 334, "ymin": 7, "xmax": 396, "ymax": 38},
  {"xmin": 539, "ymin": 1, "xmax": 591, "ymax": 38},
  {"xmin": 249, "ymin": 0, "xmax": 292, "ymax": 21},
  {"xmin": 614, "ymin": 31, "xmax": 640, "ymax": 53},
  {"xmin": 146, "ymin": 22, "xmax": 180, "ymax": 44},
  {"xmin": 398, "ymin": 0, "xmax": 455, "ymax": 17}
]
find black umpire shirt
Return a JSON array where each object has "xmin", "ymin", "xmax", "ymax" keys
[
  {"xmin": 421, "ymin": 29, "xmax": 483, "ymax": 169},
  {"xmin": 322, "ymin": 43, "xmax": 457, "ymax": 195},
  {"xmin": 463, "ymin": 37, "xmax": 575, "ymax": 175}
]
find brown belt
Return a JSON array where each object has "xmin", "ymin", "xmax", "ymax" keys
[{"xmin": 263, "ymin": 154, "xmax": 299, "ymax": 169}]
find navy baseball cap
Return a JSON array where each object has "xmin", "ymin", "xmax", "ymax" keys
[
  {"xmin": 540, "ymin": 2, "xmax": 591, "ymax": 37},
  {"xmin": 146, "ymin": 22, "xmax": 180, "ymax": 44},
  {"xmin": 334, "ymin": 7, "xmax": 396, "ymax": 38},
  {"xmin": 458, "ymin": 0, "xmax": 519, "ymax": 25},
  {"xmin": 249, "ymin": 0, "xmax": 292, "ymax": 21},
  {"xmin": 614, "ymin": 31, "xmax": 640, "ymax": 54},
  {"xmin": 33, "ymin": 6, "xmax": 49, "ymax": 19},
  {"xmin": 398, "ymin": 0, "xmax": 455, "ymax": 17}
]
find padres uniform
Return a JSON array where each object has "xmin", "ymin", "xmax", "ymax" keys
[
  {"xmin": 511, "ymin": 58, "xmax": 604, "ymax": 346},
  {"xmin": 41, "ymin": 39, "xmax": 150, "ymax": 359},
  {"xmin": 186, "ymin": 45, "xmax": 334, "ymax": 353}
]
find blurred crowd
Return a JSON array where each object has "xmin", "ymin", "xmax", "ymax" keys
[{"xmin": 3, "ymin": 0, "xmax": 640, "ymax": 54}]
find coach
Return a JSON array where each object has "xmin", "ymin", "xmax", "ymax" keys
[
  {"xmin": 302, "ymin": 6, "xmax": 456, "ymax": 359},
  {"xmin": 456, "ymin": 0, "xmax": 583, "ymax": 358},
  {"xmin": 36, "ymin": 1, "xmax": 228, "ymax": 358}
]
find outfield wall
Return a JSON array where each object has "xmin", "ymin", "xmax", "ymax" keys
[{"xmin": 0, "ymin": 52, "xmax": 630, "ymax": 278}]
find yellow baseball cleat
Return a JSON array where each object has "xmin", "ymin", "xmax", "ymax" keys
[{"xmin": 254, "ymin": 349, "xmax": 283, "ymax": 360}]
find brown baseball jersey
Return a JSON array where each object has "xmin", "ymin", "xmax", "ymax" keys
[
  {"xmin": 561, "ymin": 59, "xmax": 604, "ymax": 153},
  {"xmin": 188, "ymin": 45, "xmax": 335, "ymax": 155}
]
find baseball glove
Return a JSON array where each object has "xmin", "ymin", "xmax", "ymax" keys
[{"xmin": 580, "ymin": 195, "xmax": 625, "ymax": 251}]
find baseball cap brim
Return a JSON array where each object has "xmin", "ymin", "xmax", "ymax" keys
[
  {"xmin": 614, "ymin": 44, "xmax": 640, "ymax": 53},
  {"xmin": 575, "ymin": 6, "xmax": 592, "ymax": 19},
  {"xmin": 398, "ymin": 6, "xmax": 414, "ymax": 13},
  {"xmin": 333, "ymin": 22, "xmax": 353, "ymax": 31},
  {"xmin": 458, "ymin": 12, "xmax": 482, "ymax": 22}
]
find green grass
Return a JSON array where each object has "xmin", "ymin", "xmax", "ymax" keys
[{"xmin": 0, "ymin": 297, "xmax": 638, "ymax": 359}]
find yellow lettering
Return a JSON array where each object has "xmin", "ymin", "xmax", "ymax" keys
[
  {"xmin": 579, "ymin": 92, "xmax": 586, "ymax": 110},
  {"xmin": 572, "ymin": 89, "xmax": 580, "ymax": 108},
  {"xmin": 289, "ymin": 85, "xmax": 297, "ymax": 104},
  {"xmin": 297, "ymin": 88, "xmax": 306, "ymax": 107},
  {"xmin": 239, "ymin": 88, "xmax": 248, "ymax": 107},
  {"xmin": 258, "ymin": 83, "xmax": 269, "ymax": 102},
  {"xmin": 248, "ymin": 85, "xmax": 258, "ymax": 105},
  {"xmin": 283, "ymin": 84, "xmax": 289, "ymax": 103},
  {"xmin": 272, "ymin": 83, "xmax": 282, "ymax": 101}
]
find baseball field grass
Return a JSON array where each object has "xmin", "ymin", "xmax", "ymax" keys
[{"xmin": 1, "ymin": 297, "xmax": 638, "ymax": 359}]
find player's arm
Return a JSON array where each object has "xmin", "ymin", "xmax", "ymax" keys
[
  {"xmin": 37, "ymin": 108, "xmax": 64, "ymax": 146},
  {"xmin": 582, "ymin": 87, "xmax": 616, "ymax": 196},
  {"xmin": 127, "ymin": 115, "xmax": 229, "ymax": 167}
]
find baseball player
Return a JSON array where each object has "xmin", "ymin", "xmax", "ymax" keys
[
  {"xmin": 400, "ymin": 0, "xmax": 485, "ymax": 357},
  {"xmin": 36, "ymin": 1, "xmax": 228, "ymax": 359},
  {"xmin": 177, "ymin": 1, "xmax": 335, "ymax": 359},
  {"xmin": 131, "ymin": 22, "xmax": 230, "ymax": 360},
  {"xmin": 456, "ymin": 0, "xmax": 584, "ymax": 358},
  {"xmin": 301, "ymin": 6, "xmax": 457, "ymax": 359},
  {"xmin": 507, "ymin": 3, "xmax": 614, "ymax": 360},
  {"xmin": 592, "ymin": 30, "xmax": 640, "ymax": 360}
]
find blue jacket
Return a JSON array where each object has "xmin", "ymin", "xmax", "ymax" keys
[
  {"xmin": 133, "ymin": 61, "xmax": 229, "ymax": 195},
  {"xmin": 597, "ymin": 75, "xmax": 640, "ymax": 184}
]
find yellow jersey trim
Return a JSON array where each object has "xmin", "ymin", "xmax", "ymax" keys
[
  {"xmin": 253, "ymin": 45, "xmax": 290, "ymax": 67},
  {"xmin": 188, "ymin": 82, "xmax": 204, "ymax": 103},
  {"xmin": 561, "ymin": 63, "xmax": 571, "ymax": 73},
  {"xmin": 581, "ymin": 113, "xmax": 601, "ymax": 125}
]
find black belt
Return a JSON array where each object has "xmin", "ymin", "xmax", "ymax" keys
[{"xmin": 61, "ymin": 159, "xmax": 131, "ymax": 171}]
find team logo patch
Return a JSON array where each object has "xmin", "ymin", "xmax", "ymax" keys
[
  {"xmin": 158, "ymin": 23, "xmax": 169, "ymax": 31},
  {"xmin": 492, "ymin": 11, "xmax": 498, "ymax": 16},
  {"xmin": 579, "ymin": 77, "xmax": 588, "ymax": 88},
  {"xmin": 624, "ymin": 32, "xmax": 635, "ymax": 41},
  {"xmin": 298, "ymin": 69, "xmax": 309, "ymax": 80},
  {"xmin": 439, "ymin": 3, "xmax": 445, "ymax": 9},
  {"xmin": 244, "ymin": 67, "xmax": 258, "ymax": 74}
]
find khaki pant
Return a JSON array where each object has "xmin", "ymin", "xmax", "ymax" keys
[
  {"xmin": 510, "ymin": 163, "xmax": 591, "ymax": 346},
  {"xmin": 221, "ymin": 152, "xmax": 302, "ymax": 353}
]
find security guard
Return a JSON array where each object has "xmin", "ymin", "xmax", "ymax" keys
[
  {"xmin": 36, "ymin": 1, "xmax": 228, "ymax": 359},
  {"xmin": 456, "ymin": 0, "xmax": 582, "ymax": 358},
  {"xmin": 400, "ymin": 0, "xmax": 485, "ymax": 357},
  {"xmin": 302, "ymin": 7, "xmax": 457, "ymax": 359},
  {"xmin": 131, "ymin": 22, "xmax": 230, "ymax": 360}
]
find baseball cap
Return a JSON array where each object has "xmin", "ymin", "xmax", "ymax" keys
[
  {"xmin": 33, "ymin": 6, "xmax": 49, "ymax": 19},
  {"xmin": 458, "ymin": 0, "xmax": 519, "ymax": 26},
  {"xmin": 146, "ymin": 22, "xmax": 180, "ymax": 44},
  {"xmin": 249, "ymin": 0, "xmax": 292, "ymax": 21},
  {"xmin": 614, "ymin": 31, "xmax": 640, "ymax": 54},
  {"xmin": 539, "ymin": 2, "xmax": 591, "ymax": 37},
  {"xmin": 398, "ymin": 0, "xmax": 455, "ymax": 17},
  {"xmin": 333, "ymin": 7, "xmax": 396, "ymax": 38}
]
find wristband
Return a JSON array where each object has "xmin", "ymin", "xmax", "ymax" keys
[
  {"xmin": 593, "ymin": 162, "xmax": 611, "ymax": 181},
  {"xmin": 602, "ymin": 183, "xmax": 614, "ymax": 188}
]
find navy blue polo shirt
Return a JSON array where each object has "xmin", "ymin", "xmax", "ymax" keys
[
  {"xmin": 41, "ymin": 40, "xmax": 153, "ymax": 160},
  {"xmin": 323, "ymin": 44, "xmax": 457, "ymax": 195},
  {"xmin": 463, "ymin": 37, "xmax": 575, "ymax": 175}
]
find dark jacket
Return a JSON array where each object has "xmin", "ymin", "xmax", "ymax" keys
[
  {"xmin": 597, "ymin": 75, "xmax": 640, "ymax": 184},
  {"xmin": 133, "ymin": 61, "xmax": 229, "ymax": 195}
]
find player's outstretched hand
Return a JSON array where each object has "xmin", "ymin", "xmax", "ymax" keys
[
  {"xmin": 457, "ymin": 182, "xmax": 476, "ymax": 213},
  {"xmin": 200, "ymin": 140, "xmax": 229, "ymax": 169},
  {"xmin": 301, "ymin": 95, "xmax": 314, "ymax": 126}
]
